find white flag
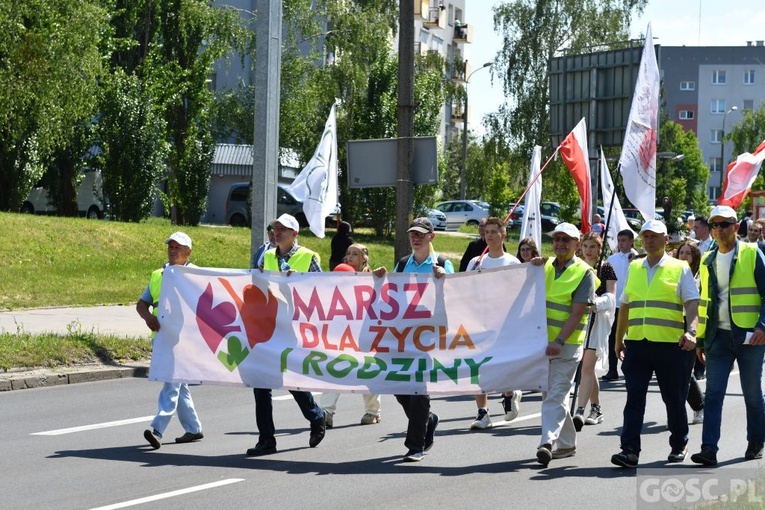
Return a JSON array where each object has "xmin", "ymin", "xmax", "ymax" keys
[
  {"xmin": 287, "ymin": 104, "xmax": 338, "ymax": 238},
  {"xmin": 600, "ymin": 149, "xmax": 635, "ymax": 252},
  {"xmin": 520, "ymin": 146, "xmax": 542, "ymax": 250},
  {"xmin": 619, "ymin": 23, "xmax": 659, "ymax": 222}
]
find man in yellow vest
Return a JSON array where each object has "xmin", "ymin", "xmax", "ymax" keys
[
  {"xmin": 246, "ymin": 213, "xmax": 326, "ymax": 456},
  {"xmin": 611, "ymin": 220, "xmax": 700, "ymax": 468},
  {"xmin": 534, "ymin": 222, "xmax": 596, "ymax": 466},
  {"xmin": 137, "ymin": 232, "xmax": 203, "ymax": 449},
  {"xmin": 691, "ymin": 205, "xmax": 765, "ymax": 466}
]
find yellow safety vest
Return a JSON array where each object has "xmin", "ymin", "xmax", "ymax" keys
[
  {"xmin": 544, "ymin": 257, "xmax": 595, "ymax": 344},
  {"xmin": 698, "ymin": 242, "xmax": 760, "ymax": 338},
  {"xmin": 263, "ymin": 245, "xmax": 319, "ymax": 272},
  {"xmin": 624, "ymin": 257, "xmax": 685, "ymax": 343}
]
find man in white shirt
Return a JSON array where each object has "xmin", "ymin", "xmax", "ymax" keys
[
  {"xmin": 602, "ymin": 229, "xmax": 637, "ymax": 381},
  {"xmin": 695, "ymin": 216, "xmax": 713, "ymax": 253},
  {"xmin": 465, "ymin": 217, "xmax": 523, "ymax": 429}
]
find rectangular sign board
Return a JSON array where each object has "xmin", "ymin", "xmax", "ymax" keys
[{"xmin": 346, "ymin": 136, "xmax": 438, "ymax": 188}]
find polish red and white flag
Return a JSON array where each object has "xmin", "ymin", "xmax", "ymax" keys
[
  {"xmin": 560, "ymin": 117, "xmax": 592, "ymax": 233},
  {"xmin": 718, "ymin": 140, "xmax": 765, "ymax": 209}
]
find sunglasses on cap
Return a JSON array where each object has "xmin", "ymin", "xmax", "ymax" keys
[{"xmin": 709, "ymin": 220, "xmax": 736, "ymax": 229}]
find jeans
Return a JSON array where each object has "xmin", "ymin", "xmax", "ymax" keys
[
  {"xmin": 394, "ymin": 394, "xmax": 431, "ymax": 451},
  {"xmin": 150, "ymin": 382, "xmax": 202, "ymax": 436},
  {"xmin": 701, "ymin": 329, "xmax": 765, "ymax": 452},
  {"xmin": 539, "ymin": 343, "xmax": 581, "ymax": 449},
  {"xmin": 253, "ymin": 388, "xmax": 324, "ymax": 445},
  {"xmin": 620, "ymin": 340, "xmax": 695, "ymax": 454}
]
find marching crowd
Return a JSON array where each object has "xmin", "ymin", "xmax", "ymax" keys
[{"xmin": 135, "ymin": 206, "xmax": 765, "ymax": 468}]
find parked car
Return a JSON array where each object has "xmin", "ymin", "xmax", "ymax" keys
[
  {"xmin": 20, "ymin": 169, "xmax": 104, "ymax": 219},
  {"xmin": 417, "ymin": 206, "xmax": 447, "ymax": 231},
  {"xmin": 435, "ymin": 200, "xmax": 490, "ymax": 230},
  {"xmin": 225, "ymin": 182, "xmax": 338, "ymax": 228},
  {"xmin": 539, "ymin": 201, "xmax": 562, "ymax": 232},
  {"xmin": 507, "ymin": 204, "xmax": 525, "ymax": 228},
  {"xmin": 622, "ymin": 208, "xmax": 665, "ymax": 231}
]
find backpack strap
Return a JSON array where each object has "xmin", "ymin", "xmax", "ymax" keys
[{"xmin": 396, "ymin": 254, "xmax": 448, "ymax": 272}]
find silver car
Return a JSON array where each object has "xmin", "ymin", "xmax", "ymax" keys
[{"xmin": 435, "ymin": 200, "xmax": 490, "ymax": 230}]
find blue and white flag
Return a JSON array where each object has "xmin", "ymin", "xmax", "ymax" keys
[
  {"xmin": 287, "ymin": 105, "xmax": 338, "ymax": 238},
  {"xmin": 600, "ymin": 148, "xmax": 634, "ymax": 252}
]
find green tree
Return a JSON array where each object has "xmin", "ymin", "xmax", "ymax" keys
[
  {"xmin": 491, "ymin": 0, "xmax": 647, "ymax": 156},
  {"xmin": 656, "ymin": 121, "xmax": 709, "ymax": 217},
  {"xmin": 0, "ymin": 0, "xmax": 109, "ymax": 211}
]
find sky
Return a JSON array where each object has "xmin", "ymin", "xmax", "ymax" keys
[{"xmin": 466, "ymin": 0, "xmax": 765, "ymax": 135}]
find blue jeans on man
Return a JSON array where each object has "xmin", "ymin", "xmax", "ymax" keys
[
  {"xmin": 701, "ymin": 329, "xmax": 765, "ymax": 452},
  {"xmin": 620, "ymin": 340, "xmax": 695, "ymax": 455}
]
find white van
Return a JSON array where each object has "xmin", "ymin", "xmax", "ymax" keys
[{"xmin": 21, "ymin": 169, "xmax": 105, "ymax": 219}]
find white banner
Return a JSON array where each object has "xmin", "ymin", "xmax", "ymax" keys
[
  {"xmin": 520, "ymin": 145, "xmax": 542, "ymax": 250},
  {"xmin": 149, "ymin": 265, "xmax": 550, "ymax": 395},
  {"xmin": 287, "ymin": 104, "xmax": 339, "ymax": 238}
]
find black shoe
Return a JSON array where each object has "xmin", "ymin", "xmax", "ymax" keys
[
  {"xmin": 668, "ymin": 446, "xmax": 688, "ymax": 463},
  {"xmin": 144, "ymin": 429, "xmax": 161, "ymax": 450},
  {"xmin": 536, "ymin": 444, "xmax": 553, "ymax": 465},
  {"xmin": 611, "ymin": 450, "xmax": 639, "ymax": 468},
  {"xmin": 175, "ymin": 431, "xmax": 204, "ymax": 443},
  {"xmin": 745, "ymin": 441, "xmax": 764, "ymax": 460},
  {"xmin": 573, "ymin": 407, "xmax": 585, "ymax": 432},
  {"xmin": 424, "ymin": 413, "xmax": 439, "ymax": 452},
  {"xmin": 691, "ymin": 447, "xmax": 718, "ymax": 466},
  {"xmin": 309, "ymin": 414, "xmax": 326, "ymax": 448},
  {"xmin": 246, "ymin": 441, "xmax": 277, "ymax": 456},
  {"xmin": 601, "ymin": 372, "xmax": 619, "ymax": 382}
]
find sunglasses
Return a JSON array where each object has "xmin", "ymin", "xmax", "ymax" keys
[{"xmin": 709, "ymin": 221, "xmax": 736, "ymax": 229}]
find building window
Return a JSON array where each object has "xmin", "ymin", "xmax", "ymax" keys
[
  {"xmin": 744, "ymin": 69, "xmax": 756, "ymax": 85},
  {"xmin": 744, "ymin": 99, "xmax": 755, "ymax": 111},
  {"xmin": 679, "ymin": 110, "xmax": 694, "ymax": 120},
  {"xmin": 711, "ymin": 130, "xmax": 723, "ymax": 143},
  {"xmin": 680, "ymin": 81, "xmax": 695, "ymax": 91},
  {"xmin": 709, "ymin": 157, "xmax": 722, "ymax": 173},
  {"xmin": 431, "ymin": 36, "xmax": 443, "ymax": 54},
  {"xmin": 448, "ymin": 4, "xmax": 454, "ymax": 25},
  {"xmin": 419, "ymin": 29, "xmax": 429, "ymax": 44},
  {"xmin": 712, "ymin": 70, "xmax": 726, "ymax": 84},
  {"xmin": 709, "ymin": 186, "xmax": 720, "ymax": 200},
  {"xmin": 711, "ymin": 99, "xmax": 726, "ymax": 114}
]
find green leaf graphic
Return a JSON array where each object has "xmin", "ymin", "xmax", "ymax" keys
[{"xmin": 217, "ymin": 335, "xmax": 249, "ymax": 372}]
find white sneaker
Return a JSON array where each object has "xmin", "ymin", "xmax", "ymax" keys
[
  {"xmin": 502, "ymin": 391, "xmax": 522, "ymax": 422},
  {"xmin": 692, "ymin": 409, "xmax": 704, "ymax": 424},
  {"xmin": 470, "ymin": 409, "xmax": 492, "ymax": 430}
]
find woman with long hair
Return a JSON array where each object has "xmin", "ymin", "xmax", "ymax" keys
[
  {"xmin": 573, "ymin": 232, "xmax": 616, "ymax": 431},
  {"xmin": 516, "ymin": 237, "xmax": 540, "ymax": 263},
  {"xmin": 320, "ymin": 243, "xmax": 382, "ymax": 427}
]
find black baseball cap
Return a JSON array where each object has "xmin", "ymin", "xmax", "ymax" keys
[{"xmin": 407, "ymin": 217, "xmax": 434, "ymax": 234}]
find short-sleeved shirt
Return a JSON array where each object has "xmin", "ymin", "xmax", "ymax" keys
[
  {"xmin": 466, "ymin": 253, "xmax": 520, "ymax": 271},
  {"xmin": 619, "ymin": 253, "xmax": 699, "ymax": 305},
  {"xmin": 395, "ymin": 252, "xmax": 455, "ymax": 274}
]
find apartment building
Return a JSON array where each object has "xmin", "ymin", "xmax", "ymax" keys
[{"xmin": 660, "ymin": 42, "xmax": 765, "ymax": 200}]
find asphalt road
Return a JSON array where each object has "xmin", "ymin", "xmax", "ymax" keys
[{"xmin": 2, "ymin": 371, "xmax": 763, "ymax": 510}]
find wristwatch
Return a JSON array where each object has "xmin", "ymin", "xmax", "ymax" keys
[
  {"xmin": 686, "ymin": 328, "xmax": 697, "ymax": 336},
  {"xmin": 554, "ymin": 337, "xmax": 565, "ymax": 346}
]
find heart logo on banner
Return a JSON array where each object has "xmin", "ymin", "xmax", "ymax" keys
[{"xmin": 195, "ymin": 278, "xmax": 279, "ymax": 371}]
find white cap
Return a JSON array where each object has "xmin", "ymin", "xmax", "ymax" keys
[
  {"xmin": 640, "ymin": 219, "xmax": 668, "ymax": 235},
  {"xmin": 274, "ymin": 213, "xmax": 300, "ymax": 232},
  {"xmin": 709, "ymin": 205, "xmax": 738, "ymax": 221},
  {"xmin": 165, "ymin": 231, "xmax": 192, "ymax": 249},
  {"xmin": 551, "ymin": 222, "xmax": 581, "ymax": 240}
]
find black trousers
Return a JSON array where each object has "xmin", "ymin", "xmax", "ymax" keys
[{"xmin": 395, "ymin": 394, "xmax": 431, "ymax": 451}]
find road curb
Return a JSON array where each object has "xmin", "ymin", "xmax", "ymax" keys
[{"xmin": 0, "ymin": 364, "xmax": 149, "ymax": 392}]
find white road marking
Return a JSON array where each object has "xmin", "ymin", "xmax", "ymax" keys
[
  {"xmin": 89, "ymin": 478, "xmax": 244, "ymax": 510},
  {"xmin": 495, "ymin": 412, "xmax": 542, "ymax": 425},
  {"xmin": 31, "ymin": 416, "xmax": 154, "ymax": 436}
]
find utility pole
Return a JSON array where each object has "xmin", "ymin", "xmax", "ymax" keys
[
  {"xmin": 395, "ymin": 2, "xmax": 415, "ymax": 263},
  {"xmin": 251, "ymin": 0, "xmax": 282, "ymax": 263}
]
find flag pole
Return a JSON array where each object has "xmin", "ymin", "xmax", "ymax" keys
[{"xmin": 474, "ymin": 148, "xmax": 560, "ymax": 268}]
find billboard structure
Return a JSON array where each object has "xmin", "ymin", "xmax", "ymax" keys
[{"xmin": 549, "ymin": 41, "xmax": 656, "ymax": 150}]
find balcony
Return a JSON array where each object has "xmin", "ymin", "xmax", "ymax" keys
[
  {"xmin": 450, "ymin": 103, "xmax": 465, "ymax": 124},
  {"xmin": 414, "ymin": 0, "xmax": 429, "ymax": 19},
  {"xmin": 424, "ymin": 6, "xmax": 446, "ymax": 30},
  {"xmin": 451, "ymin": 58, "xmax": 469, "ymax": 84},
  {"xmin": 453, "ymin": 23, "xmax": 473, "ymax": 44}
]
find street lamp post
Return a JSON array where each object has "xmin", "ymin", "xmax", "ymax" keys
[
  {"xmin": 720, "ymin": 105, "xmax": 738, "ymax": 188},
  {"xmin": 459, "ymin": 61, "xmax": 492, "ymax": 200}
]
